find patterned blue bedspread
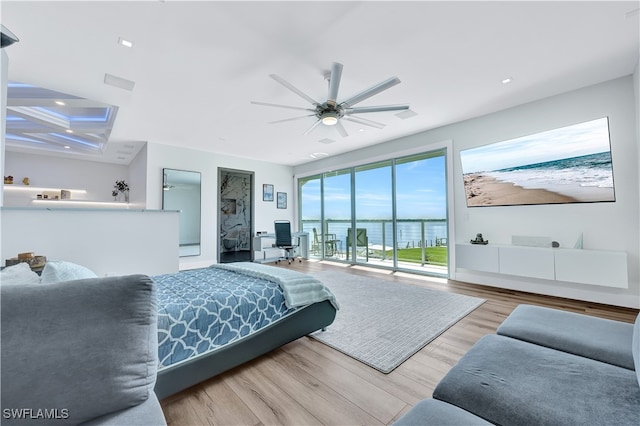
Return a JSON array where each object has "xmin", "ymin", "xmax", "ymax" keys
[{"xmin": 153, "ymin": 267, "xmax": 297, "ymax": 369}]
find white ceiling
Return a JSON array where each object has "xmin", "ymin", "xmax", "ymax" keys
[{"xmin": 2, "ymin": 1, "xmax": 639, "ymax": 166}]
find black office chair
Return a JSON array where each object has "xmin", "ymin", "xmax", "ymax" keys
[{"xmin": 274, "ymin": 220, "xmax": 301, "ymax": 264}]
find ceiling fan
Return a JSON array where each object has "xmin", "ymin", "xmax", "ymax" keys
[{"xmin": 251, "ymin": 62, "xmax": 409, "ymax": 137}]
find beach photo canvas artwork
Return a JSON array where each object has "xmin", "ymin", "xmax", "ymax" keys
[{"xmin": 460, "ymin": 117, "xmax": 615, "ymax": 207}]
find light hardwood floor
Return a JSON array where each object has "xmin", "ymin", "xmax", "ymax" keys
[{"xmin": 160, "ymin": 260, "xmax": 638, "ymax": 426}]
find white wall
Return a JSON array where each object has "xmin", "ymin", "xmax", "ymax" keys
[
  {"xmin": 128, "ymin": 142, "xmax": 148, "ymax": 209},
  {"xmin": 145, "ymin": 142, "xmax": 295, "ymax": 270},
  {"xmin": 295, "ymin": 76, "xmax": 639, "ymax": 308},
  {"xmin": 1, "ymin": 208, "xmax": 179, "ymax": 277}
]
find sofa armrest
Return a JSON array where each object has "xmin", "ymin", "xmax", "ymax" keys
[
  {"xmin": 79, "ymin": 393, "xmax": 166, "ymax": 426},
  {"xmin": 393, "ymin": 399, "xmax": 492, "ymax": 426},
  {"xmin": 497, "ymin": 304, "xmax": 635, "ymax": 369},
  {"xmin": 1, "ymin": 275, "xmax": 161, "ymax": 425}
]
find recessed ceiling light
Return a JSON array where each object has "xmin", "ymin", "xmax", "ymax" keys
[
  {"xmin": 55, "ymin": 101, "xmax": 66, "ymax": 106},
  {"xmin": 118, "ymin": 37, "xmax": 134, "ymax": 48},
  {"xmin": 65, "ymin": 129, "xmax": 73, "ymax": 133},
  {"xmin": 502, "ymin": 77, "xmax": 513, "ymax": 84},
  {"xmin": 63, "ymin": 145, "xmax": 71, "ymax": 149}
]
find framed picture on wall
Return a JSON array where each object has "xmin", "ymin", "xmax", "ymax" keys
[
  {"xmin": 263, "ymin": 184, "xmax": 274, "ymax": 201},
  {"xmin": 277, "ymin": 192, "xmax": 287, "ymax": 209}
]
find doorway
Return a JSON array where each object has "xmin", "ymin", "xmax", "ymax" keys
[{"xmin": 218, "ymin": 168, "xmax": 254, "ymax": 263}]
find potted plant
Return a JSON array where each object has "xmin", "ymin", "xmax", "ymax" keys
[{"xmin": 113, "ymin": 180, "xmax": 130, "ymax": 202}]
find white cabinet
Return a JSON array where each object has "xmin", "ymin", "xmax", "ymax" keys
[
  {"xmin": 456, "ymin": 243, "xmax": 627, "ymax": 289},
  {"xmin": 456, "ymin": 244, "xmax": 499, "ymax": 273},
  {"xmin": 498, "ymin": 246, "xmax": 555, "ymax": 280},
  {"xmin": 554, "ymin": 249, "xmax": 627, "ymax": 288}
]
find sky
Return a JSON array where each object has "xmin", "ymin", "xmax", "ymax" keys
[
  {"xmin": 301, "ymin": 154, "xmax": 447, "ymax": 220},
  {"xmin": 460, "ymin": 117, "xmax": 611, "ymax": 174}
]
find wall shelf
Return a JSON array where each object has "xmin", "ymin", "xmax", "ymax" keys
[
  {"xmin": 3, "ymin": 185, "xmax": 87, "ymax": 193},
  {"xmin": 2, "ymin": 185, "xmax": 124, "ymax": 207},
  {"xmin": 31, "ymin": 199, "xmax": 129, "ymax": 208}
]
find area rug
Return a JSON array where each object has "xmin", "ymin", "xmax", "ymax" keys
[{"xmin": 309, "ymin": 270, "xmax": 485, "ymax": 373}]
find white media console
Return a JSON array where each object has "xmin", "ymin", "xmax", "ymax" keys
[{"xmin": 456, "ymin": 243, "xmax": 628, "ymax": 289}]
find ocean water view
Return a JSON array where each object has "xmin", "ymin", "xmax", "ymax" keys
[
  {"xmin": 486, "ymin": 151, "xmax": 615, "ymax": 200},
  {"xmin": 301, "ymin": 219, "xmax": 448, "ymax": 251}
]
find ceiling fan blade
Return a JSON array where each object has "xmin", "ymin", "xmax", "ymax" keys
[
  {"xmin": 270, "ymin": 74, "xmax": 320, "ymax": 106},
  {"xmin": 345, "ymin": 104, "xmax": 409, "ymax": 114},
  {"xmin": 340, "ymin": 76, "xmax": 401, "ymax": 108},
  {"xmin": 326, "ymin": 62, "xmax": 343, "ymax": 106},
  {"xmin": 250, "ymin": 101, "xmax": 316, "ymax": 112},
  {"xmin": 343, "ymin": 115, "xmax": 386, "ymax": 129},
  {"xmin": 303, "ymin": 118, "xmax": 323, "ymax": 136},
  {"xmin": 334, "ymin": 120, "xmax": 348, "ymax": 138},
  {"xmin": 268, "ymin": 114, "xmax": 316, "ymax": 124}
]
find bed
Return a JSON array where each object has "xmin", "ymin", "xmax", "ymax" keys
[{"xmin": 152, "ymin": 262, "xmax": 338, "ymax": 399}]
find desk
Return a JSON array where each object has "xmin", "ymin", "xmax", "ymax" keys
[{"xmin": 253, "ymin": 232, "xmax": 308, "ymax": 263}]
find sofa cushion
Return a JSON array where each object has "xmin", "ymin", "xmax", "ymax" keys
[
  {"xmin": 497, "ymin": 304, "xmax": 635, "ymax": 369},
  {"xmin": 433, "ymin": 334, "xmax": 640, "ymax": 426},
  {"xmin": 393, "ymin": 398, "xmax": 492, "ymax": 426},
  {"xmin": 1, "ymin": 275, "xmax": 159, "ymax": 425}
]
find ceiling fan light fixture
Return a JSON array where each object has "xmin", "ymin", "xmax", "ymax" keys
[{"xmin": 321, "ymin": 112, "xmax": 338, "ymax": 126}]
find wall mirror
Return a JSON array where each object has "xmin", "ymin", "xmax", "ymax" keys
[{"xmin": 162, "ymin": 168, "xmax": 201, "ymax": 257}]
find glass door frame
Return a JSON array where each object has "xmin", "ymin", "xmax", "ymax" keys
[{"xmin": 296, "ymin": 141, "xmax": 454, "ymax": 279}]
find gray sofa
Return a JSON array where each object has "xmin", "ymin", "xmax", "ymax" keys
[
  {"xmin": 395, "ymin": 304, "xmax": 640, "ymax": 425},
  {"xmin": 1, "ymin": 275, "xmax": 167, "ymax": 425}
]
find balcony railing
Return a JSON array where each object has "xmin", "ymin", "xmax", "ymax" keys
[{"xmin": 301, "ymin": 219, "xmax": 448, "ymax": 273}]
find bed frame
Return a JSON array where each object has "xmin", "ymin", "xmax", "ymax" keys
[{"xmin": 154, "ymin": 299, "xmax": 337, "ymax": 399}]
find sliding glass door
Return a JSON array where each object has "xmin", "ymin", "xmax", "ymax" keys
[
  {"xmin": 299, "ymin": 175, "xmax": 322, "ymax": 257},
  {"xmin": 394, "ymin": 151, "xmax": 448, "ymax": 274},
  {"xmin": 322, "ymin": 169, "xmax": 351, "ymax": 260},
  {"xmin": 353, "ymin": 161, "xmax": 393, "ymax": 265},
  {"xmin": 298, "ymin": 148, "xmax": 448, "ymax": 277}
]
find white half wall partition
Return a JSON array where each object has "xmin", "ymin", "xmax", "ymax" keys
[{"xmin": 1, "ymin": 207, "xmax": 179, "ymax": 277}]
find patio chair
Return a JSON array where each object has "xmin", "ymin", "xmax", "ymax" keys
[{"xmin": 346, "ymin": 228, "xmax": 369, "ymax": 261}]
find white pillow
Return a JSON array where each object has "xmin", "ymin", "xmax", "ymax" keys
[
  {"xmin": 40, "ymin": 260, "xmax": 98, "ymax": 284},
  {"xmin": 0, "ymin": 262, "xmax": 41, "ymax": 285}
]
